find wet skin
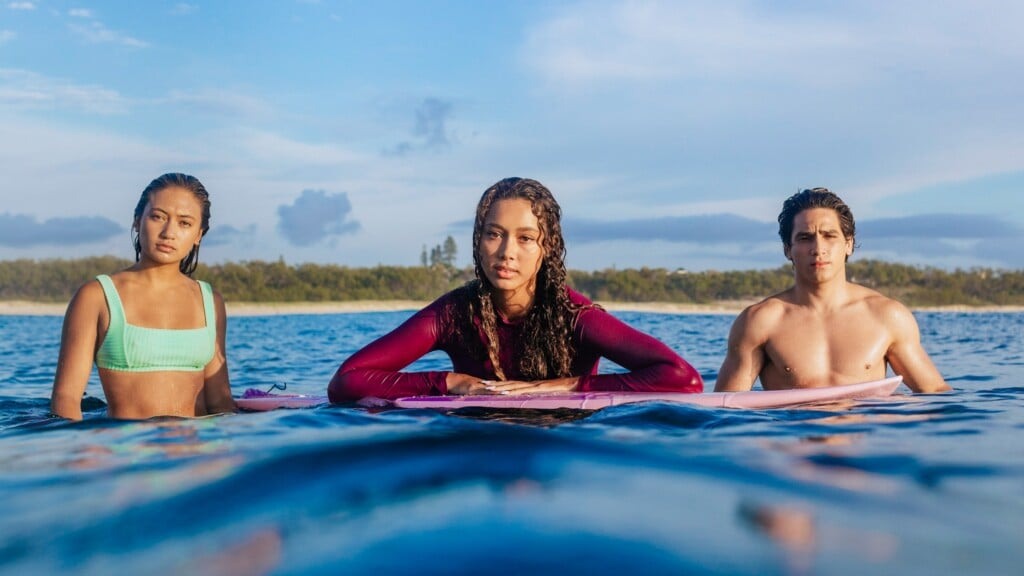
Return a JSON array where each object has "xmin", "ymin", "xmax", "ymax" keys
[
  {"xmin": 715, "ymin": 208, "xmax": 949, "ymax": 393},
  {"xmin": 51, "ymin": 186, "xmax": 235, "ymax": 420}
]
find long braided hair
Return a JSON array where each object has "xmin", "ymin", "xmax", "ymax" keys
[{"xmin": 448, "ymin": 177, "xmax": 582, "ymax": 380}]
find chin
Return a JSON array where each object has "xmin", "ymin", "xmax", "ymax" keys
[{"xmin": 488, "ymin": 280, "xmax": 518, "ymax": 291}]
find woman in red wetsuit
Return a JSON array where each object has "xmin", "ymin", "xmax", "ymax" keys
[{"xmin": 328, "ymin": 177, "xmax": 703, "ymax": 402}]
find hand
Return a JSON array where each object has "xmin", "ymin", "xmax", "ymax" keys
[
  {"xmin": 482, "ymin": 377, "xmax": 579, "ymax": 396},
  {"xmin": 446, "ymin": 373, "xmax": 499, "ymax": 396}
]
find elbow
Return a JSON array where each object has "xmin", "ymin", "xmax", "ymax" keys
[
  {"xmin": 670, "ymin": 361, "xmax": 705, "ymax": 393},
  {"xmin": 328, "ymin": 366, "xmax": 361, "ymax": 403}
]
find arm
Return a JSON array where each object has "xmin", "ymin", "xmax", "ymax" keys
[
  {"xmin": 199, "ymin": 291, "xmax": 237, "ymax": 415},
  {"xmin": 51, "ymin": 282, "xmax": 104, "ymax": 420},
  {"xmin": 714, "ymin": 307, "xmax": 766, "ymax": 392},
  {"xmin": 488, "ymin": 307, "xmax": 703, "ymax": 394},
  {"xmin": 883, "ymin": 301, "xmax": 951, "ymax": 393},
  {"xmin": 327, "ymin": 302, "xmax": 452, "ymax": 402}
]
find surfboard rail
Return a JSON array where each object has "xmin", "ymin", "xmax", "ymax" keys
[
  {"xmin": 392, "ymin": 376, "xmax": 903, "ymax": 410},
  {"xmin": 236, "ymin": 376, "xmax": 904, "ymax": 412}
]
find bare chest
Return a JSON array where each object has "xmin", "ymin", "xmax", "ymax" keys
[
  {"xmin": 118, "ymin": 286, "xmax": 206, "ymax": 329},
  {"xmin": 761, "ymin": 311, "xmax": 891, "ymax": 389}
]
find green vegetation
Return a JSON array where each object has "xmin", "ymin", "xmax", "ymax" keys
[{"xmin": 1, "ymin": 257, "xmax": 1022, "ymax": 306}]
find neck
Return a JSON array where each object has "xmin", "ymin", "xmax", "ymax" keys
[
  {"xmin": 792, "ymin": 276, "xmax": 848, "ymax": 311},
  {"xmin": 491, "ymin": 287, "xmax": 535, "ymax": 321},
  {"xmin": 129, "ymin": 260, "xmax": 187, "ymax": 283}
]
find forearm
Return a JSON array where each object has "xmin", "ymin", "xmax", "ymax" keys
[
  {"xmin": 328, "ymin": 368, "xmax": 448, "ymax": 401},
  {"xmin": 713, "ymin": 360, "xmax": 757, "ymax": 392},
  {"xmin": 50, "ymin": 392, "xmax": 84, "ymax": 421},
  {"xmin": 575, "ymin": 308, "xmax": 704, "ymax": 393},
  {"xmin": 713, "ymin": 374, "xmax": 755, "ymax": 392},
  {"xmin": 577, "ymin": 361, "xmax": 703, "ymax": 393},
  {"xmin": 204, "ymin": 391, "xmax": 238, "ymax": 414}
]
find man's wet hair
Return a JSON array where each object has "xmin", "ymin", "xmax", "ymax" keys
[{"xmin": 778, "ymin": 188, "xmax": 856, "ymax": 258}]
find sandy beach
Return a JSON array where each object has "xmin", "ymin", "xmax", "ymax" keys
[{"xmin": 3, "ymin": 299, "xmax": 1021, "ymax": 317}]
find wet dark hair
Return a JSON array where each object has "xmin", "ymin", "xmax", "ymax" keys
[
  {"xmin": 447, "ymin": 177, "xmax": 583, "ymax": 381},
  {"xmin": 132, "ymin": 173, "xmax": 210, "ymax": 276},
  {"xmin": 778, "ymin": 187, "xmax": 856, "ymax": 260}
]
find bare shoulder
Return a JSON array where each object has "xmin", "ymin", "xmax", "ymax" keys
[
  {"xmin": 855, "ymin": 285, "xmax": 914, "ymax": 320},
  {"xmin": 743, "ymin": 291, "xmax": 793, "ymax": 323},
  {"xmin": 69, "ymin": 278, "xmax": 106, "ymax": 313},
  {"xmin": 731, "ymin": 292, "xmax": 791, "ymax": 339},
  {"xmin": 60, "ymin": 278, "xmax": 108, "ymax": 332},
  {"xmin": 853, "ymin": 285, "xmax": 920, "ymax": 339}
]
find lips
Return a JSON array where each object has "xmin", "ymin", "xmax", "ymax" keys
[
  {"xmin": 494, "ymin": 266, "xmax": 517, "ymax": 279},
  {"xmin": 156, "ymin": 243, "xmax": 175, "ymax": 253}
]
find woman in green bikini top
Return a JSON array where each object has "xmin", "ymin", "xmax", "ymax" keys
[{"xmin": 51, "ymin": 173, "xmax": 236, "ymax": 420}]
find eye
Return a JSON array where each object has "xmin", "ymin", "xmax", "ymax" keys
[
  {"xmin": 181, "ymin": 221, "xmax": 193, "ymax": 228},
  {"xmin": 485, "ymin": 230, "xmax": 502, "ymax": 239},
  {"xmin": 519, "ymin": 235, "xmax": 536, "ymax": 243}
]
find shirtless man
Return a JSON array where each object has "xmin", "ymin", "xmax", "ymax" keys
[{"xmin": 715, "ymin": 188, "xmax": 950, "ymax": 393}]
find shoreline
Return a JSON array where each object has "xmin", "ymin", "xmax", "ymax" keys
[{"xmin": 2, "ymin": 299, "xmax": 1022, "ymax": 317}]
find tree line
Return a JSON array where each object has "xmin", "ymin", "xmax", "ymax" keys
[{"xmin": 1, "ymin": 256, "xmax": 1022, "ymax": 306}]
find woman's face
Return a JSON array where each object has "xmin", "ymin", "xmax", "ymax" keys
[
  {"xmin": 478, "ymin": 198, "xmax": 545, "ymax": 301},
  {"xmin": 135, "ymin": 186, "xmax": 203, "ymax": 267}
]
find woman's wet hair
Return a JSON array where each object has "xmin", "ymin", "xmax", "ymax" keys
[
  {"xmin": 778, "ymin": 187, "xmax": 856, "ymax": 259},
  {"xmin": 447, "ymin": 177, "xmax": 583, "ymax": 380},
  {"xmin": 132, "ymin": 173, "xmax": 211, "ymax": 276}
]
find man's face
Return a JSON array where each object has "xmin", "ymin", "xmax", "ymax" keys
[{"xmin": 785, "ymin": 208, "xmax": 853, "ymax": 284}]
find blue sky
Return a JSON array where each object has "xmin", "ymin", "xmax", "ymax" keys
[{"xmin": 1, "ymin": 0, "xmax": 1022, "ymax": 271}]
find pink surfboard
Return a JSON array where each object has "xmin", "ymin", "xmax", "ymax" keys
[
  {"xmin": 237, "ymin": 376, "xmax": 902, "ymax": 412},
  {"xmin": 237, "ymin": 389, "xmax": 328, "ymax": 411},
  {"xmin": 392, "ymin": 376, "xmax": 903, "ymax": 410}
]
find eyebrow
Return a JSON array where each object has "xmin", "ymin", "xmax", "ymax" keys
[
  {"xmin": 485, "ymin": 223, "xmax": 539, "ymax": 233},
  {"xmin": 150, "ymin": 206, "xmax": 196, "ymax": 216}
]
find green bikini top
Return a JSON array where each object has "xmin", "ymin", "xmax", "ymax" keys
[{"xmin": 95, "ymin": 274, "xmax": 217, "ymax": 373}]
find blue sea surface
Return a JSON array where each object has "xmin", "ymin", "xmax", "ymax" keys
[{"xmin": 1, "ymin": 311, "xmax": 1022, "ymax": 575}]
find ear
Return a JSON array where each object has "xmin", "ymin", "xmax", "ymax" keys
[
  {"xmin": 783, "ymin": 244, "xmax": 792, "ymax": 261},
  {"xmin": 844, "ymin": 237, "xmax": 853, "ymax": 256}
]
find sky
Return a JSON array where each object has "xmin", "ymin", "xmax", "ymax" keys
[{"xmin": 1, "ymin": 0, "xmax": 1022, "ymax": 271}]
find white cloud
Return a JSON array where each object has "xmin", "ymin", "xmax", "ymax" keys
[
  {"xmin": 7, "ymin": 2, "xmax": 35, "ymax": 10},
  {"xmin": 0, "ymin": 115, "xmax": 179, "ymax": 228},
  {"xmin": 0, "ymin": 30, "xmax": 14, "ymax": 44},
  {"xmin": 522, "ymin": 1, "xmax": 1024, "ymax": 89},
  {"xmin": 0, "ymin": 68, "xmax": 129, "ymax": 114},
  {"xmin": 69, "ymin": 20, "xmax": 148, "ymax": 48},
  {"xmin": 160, "ymin": 89, "xmax": 273, "ymax": 118},
  {"xmin": 68, "ymin": 8, "xmax": 93, "ymax": 18},
  {"xmin": 522, "ymin": 1, "xmax": 857, "ymax": 86},
  {"xmin": 515, "ymin": 0, "xmax": 1024, "ymax": 224},
  {"xmin": 231, "ymin": 129, "xmax": 368, "ymax": 168},
  {"xmin": 170, "ymin": 3, "xmax": 197, "ymax": 16}
]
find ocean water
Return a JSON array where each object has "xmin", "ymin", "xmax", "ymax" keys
[{"xmin": 0, "ymin": 310, "xmax": 1021, "ymax": 575}]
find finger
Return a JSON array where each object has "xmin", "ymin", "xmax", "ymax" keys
[{"xmin": 486, "ymin": 381, "xmax": 530, "ymax": 392}]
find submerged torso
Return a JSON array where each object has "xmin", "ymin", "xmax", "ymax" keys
[{"xmin": 93, "ymin": 274, "xmax": 216, "ymax": 418}]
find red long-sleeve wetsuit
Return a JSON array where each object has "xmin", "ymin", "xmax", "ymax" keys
[{"xmin": 328, "ymin": 288, "xmax": 703, "ymax": 402}]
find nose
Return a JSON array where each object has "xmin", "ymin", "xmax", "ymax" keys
[
  {"xmin": 159, "ymin": 220, "xmax": 176, "ymax": 238},
  {"xmin": 496, "ymin": 236, "xmax": 515, "ymax": 261}
]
